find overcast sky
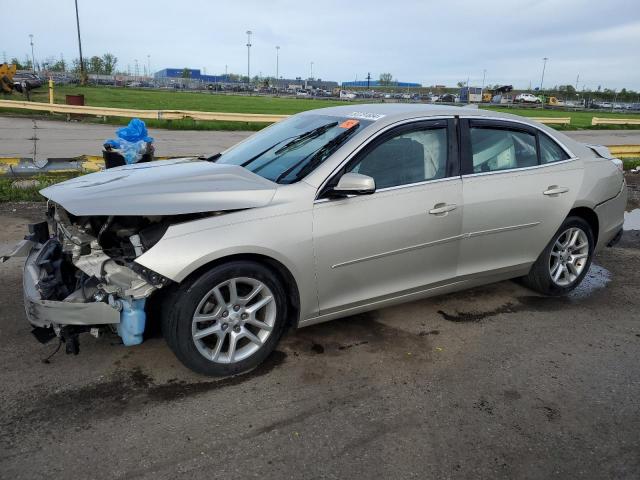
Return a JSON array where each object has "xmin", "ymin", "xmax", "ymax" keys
[{"xmin": 4, "ymin": 0, "xmax": 640, "ymax": 90}]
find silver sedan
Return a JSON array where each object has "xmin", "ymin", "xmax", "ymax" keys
[{"xmin": 7, "ymin": 104, "xmax": 627, "ymax": 375}]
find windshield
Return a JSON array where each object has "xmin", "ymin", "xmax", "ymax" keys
[{"xmin": 216, "ymin": 114, "xmax": 373, "ymax": 184}]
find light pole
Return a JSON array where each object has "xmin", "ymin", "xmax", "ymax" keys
[
  {"xmin": 28, "ymin": 34, "xmax": 35, "ymax": 72},
  {"xmin": 275, "ymin": 46, "xmax": 280, "ymax": 87},
  {"xmin": 147, "ymin": 54, "xmax": 151, "ymax": 78},
  {"xmin": 481, "ymin": 69, "xmax": 486, "ymax": 93},
  {"xmin": 310, "ymin": 61, "xmax": 314, "ymax": 80},
  {"xmin": 246, "ymin": 30, "xmax": 252, "ymax": 85},
  {"xmin": 540, "ymin": 57, "xmax": 548, "ymax": 91},
  {"xmin": 74, "ymin": 0, "xmax": 86, "ymax": 85}
]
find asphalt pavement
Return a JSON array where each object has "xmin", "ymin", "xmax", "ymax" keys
[
  {"xmin": 1, "ymin": 116, "xmax": 639, "ymax": 161},
  {"xmin": 0, "ymin": 116, "xmax": 252, "ymax": 160},
  {"xmin": 1, "ymin": 198, "xmax": 639, "ymax": 479}
]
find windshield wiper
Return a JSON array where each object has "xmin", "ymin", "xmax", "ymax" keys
[
  {"xmin": 274, "ymin": 123, "xmax": 360, "ymax": 184},
  {"xmin": 237, "ymin": 122, "xmax": 339, "ymax": 170},
  {"xmin": 273, "ymin": 121, "xmax": 338, "ymax": 155},
  {"xmin": 240, "ymin": 139, "xmax": 290, "ymax": 167}
]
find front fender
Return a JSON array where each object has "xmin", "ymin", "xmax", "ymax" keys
[{"xmin": 135, "ymin": 208, "xmax": 318, "ymax": 319}]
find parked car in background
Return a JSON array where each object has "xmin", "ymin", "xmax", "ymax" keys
[
  {"xmin": 13, "ymin": 72, "xmax": 42, "ymax": 91},
  {"xmin": 5, "ymin": 104, "xmax": 626, "ymax": 376},
  {"xmin": 437, "ymin": 93, "xmax": 457, "ymax": 103},
  {"xmin": 515, "ymin": 93, "xmax": 542, "ymax": 104},
  {"xmin": 340, "ymin": 90, "xmax": 357, "ymax": 99}
]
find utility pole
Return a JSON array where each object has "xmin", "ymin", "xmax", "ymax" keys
[
  {"xmin": 539, "ymin": 57, "xmax": 548, "ymax": 107},
  {"xmin": 540, "ymin": 57, "xmax": 548, "ymax": 91},
  {"xmin": 74, "ymin": 0, "xmax": 86, "ymax": 85},
  {"xmin": 246, "ymin": 30, "xmax": 252, "ymax": 85},
  {"xmin": 275, "ymin": 46, "xmax": 280, "ymax": 86},
  {"xmin": 29, "ymin": 34, "xmax": 35, "ymax": 72}
]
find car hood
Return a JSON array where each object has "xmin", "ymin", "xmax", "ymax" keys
[{"xmin": 40, "ymin": 158, "xmax": 278, "ymax": 216}]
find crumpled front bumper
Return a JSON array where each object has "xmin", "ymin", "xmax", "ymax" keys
[{"xmin": 22, "ymin": 243, "xmax": 120, "ymax": 329}]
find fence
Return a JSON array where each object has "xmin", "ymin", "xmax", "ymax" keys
[
  {"xmin": 592, "ymin": 117, "xmax": 640, "ymax": 126},
  {"xmin": 0, "ymin": 99, "xmax": 288, "ymax": 123},
  {"xmin": 607, "ymin": 145, "xmax": 640, "ymax": 158},
  {"xmin": 0, "ymin": 100, "xmax": 580, "ymax": 126},
  {"xmin": 530, "ymin": 117, "xmax": 571, "ymax": 125}
]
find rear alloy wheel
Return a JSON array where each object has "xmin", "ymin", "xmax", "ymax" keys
[
  {"xmin": 548, "ymin": 227, "xmax": 589, "ymax": 286},
  {"xmin": 165, "ymin": 261, "xmax": 287, "ymax": 376},
  {"xmin": 523, "ymin": 216, "xmax": 594, "ymax": 296}
]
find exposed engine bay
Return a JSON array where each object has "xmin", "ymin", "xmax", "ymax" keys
[
  {"xmin": 45, "ymin": 202, "xmax": 171, "ymax": 301},
  {"xmin": 22, "ymin": 202, "xmax": 222, "ymax": 354}
]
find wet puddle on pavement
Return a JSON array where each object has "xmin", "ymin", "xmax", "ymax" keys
[
  {"xmin": 569, "ymin": 264, "xmax": 611, "ymax": 299},
  {"xmin": 437, "ymin": 263, "xmax": 612, "ymax": 322},
  {"xmin": 624, "ymin": 209, "xmax": 640, "ymax": 230}
]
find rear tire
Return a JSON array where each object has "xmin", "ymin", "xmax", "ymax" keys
[
  {"xmin": 163, "ymin": 261, "xmax": 288, "ymax": 376},
  {"xmin": 523, "ymin": 216, "xmax": 594, "ymax": 296}
]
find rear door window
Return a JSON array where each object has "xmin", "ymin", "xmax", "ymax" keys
[{"xmin": 469, "ymin": 127, "xmax": 538, "ymax": 173}]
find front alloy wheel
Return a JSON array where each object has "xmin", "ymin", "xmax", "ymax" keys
[
  {"xmin": 192, "ymin": 277, "xmax": 276, "ymax": 364},
  {"xmin": 164, "ymin": 261, "xmax": 288, "ymax": 376}
]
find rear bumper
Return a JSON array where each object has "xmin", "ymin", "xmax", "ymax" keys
[
  {"xmin": 594, "ymin": 181, "xmax": 627, "ymax": 252},
  {"xmin": 23, "ymin": 244, "xmax": 120, "ymax": 329}
]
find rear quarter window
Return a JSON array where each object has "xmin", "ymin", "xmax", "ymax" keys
[{"xmin": 539, "ymin": 134, "xmax": 569, "ymax": 163}]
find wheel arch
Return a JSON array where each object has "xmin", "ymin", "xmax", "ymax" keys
[
  {"xmin": 567, "ymin": 206, "xmax": 599, "ymax": 245},
  {"xmin": 177, "ymin": 253, "xmax": 302, "ymax": 329}
]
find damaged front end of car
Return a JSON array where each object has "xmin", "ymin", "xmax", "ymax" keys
[
  {"xmin": 1, "ymin": 161, "xmax": 279, "ymax": 356},
  {"xmin": 8, "ymin": 202, "xmax": 184, "ymax": 354}
]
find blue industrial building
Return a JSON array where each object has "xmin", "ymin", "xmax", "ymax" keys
[
  {"xmin": 341, "ymin": 80, "xmax": 422, "ymax": 88},
  {"xmin": 155, "ymin": 68, "xmax": 231, "ymax": 83}
]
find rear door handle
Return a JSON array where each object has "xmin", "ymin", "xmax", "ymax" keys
[
  {"xmin": 429, "ymin": 203, "xmax": 457, "ymax": 215},
  {"xmin": 543, "ymin": 186, "xmax": 569, "ymax": 196}
]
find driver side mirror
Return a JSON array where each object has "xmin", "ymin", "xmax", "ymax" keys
[{"xmin": 331, "ymin": 172, "xmax": 376, "ymax": 196}]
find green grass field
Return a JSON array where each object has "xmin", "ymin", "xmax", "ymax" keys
[
  {"xmin": 623, "ymin": 158, "xmax": 640, "ymax": 170},
  {"xmin": 483, "ymin": 106, "xmax": 640, "ymax": 129},
  {"xmin": 25, "ymin": 85, "xmax": 349, "ymax": 114},
  {"xmin": 3, "ymin": 85, "xmax": 640, "ymax": 131},
  {"xmin": 0, "ymin": 173, "xmax": 79, "ymax": 202}
]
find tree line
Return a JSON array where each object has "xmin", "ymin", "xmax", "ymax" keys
[{"xmin": 9, "ymin": 53, "xmax": 118, "ymax": 75}]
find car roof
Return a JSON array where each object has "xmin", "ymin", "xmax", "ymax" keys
[
  {"xmin": 298, "ymin": 102, "xmax": 581, "ymax": 154},
  {"xmin": 303, "ymin": 103, "xmax": 520, "ymax": 123}
]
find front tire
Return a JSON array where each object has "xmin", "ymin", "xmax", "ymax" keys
[
  {"xmin": 523, "ymin": 216, "xmax": 594, "ymax": 296},
  {"xmin": 163, "ymin": 261, "xmax": 288, "ymax": 376}
]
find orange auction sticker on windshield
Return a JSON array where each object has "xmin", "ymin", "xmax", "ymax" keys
[{"xmin": 339, "ymin": 119, "xmax": 360, "ymax": 129}]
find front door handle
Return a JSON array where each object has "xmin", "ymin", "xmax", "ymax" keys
[
  {"xmin": 543, "ymin": 186, "xmax": 569, "ymax": 196},
  {"xmin": 429, "ymin": 203, "xmax": 457, "ymax": 216}
]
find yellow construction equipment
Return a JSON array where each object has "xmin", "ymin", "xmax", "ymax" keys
[{"xmin": 0, "ymin": 63, "xmax": 17, "ymax": 94}]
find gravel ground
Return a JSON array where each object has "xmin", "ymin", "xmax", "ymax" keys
[{"xmin": 0, "ymin": 189, "xmax": 639, "ymax": 479}]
